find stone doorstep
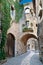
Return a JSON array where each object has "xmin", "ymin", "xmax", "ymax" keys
[{"xmin": 0, "ymin": 59, "xmax": 7, "ymax": 64}]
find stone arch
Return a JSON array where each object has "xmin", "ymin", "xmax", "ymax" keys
[
  {"xmin": 27, "ymin": 38, "xmax": 38, "ymax": 51},
  {"xmin": 6, "ymin": 33, "xmax": 15, "ymax": 57},
  {"xmin": 19, "ymin": 33, "xmax": 38, "ymax": 54},
  {"xmin": 20, "ymin": 33, "xmax": 37, "ymax": 45}
]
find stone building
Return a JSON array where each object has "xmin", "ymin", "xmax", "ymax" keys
[
  {"xmin": 33, "ymin": 0, "xmax": 43, "ymax": 63},
  {"xmin": 5, "ymin": 0, "xmax": 38, "ymax": 57}
]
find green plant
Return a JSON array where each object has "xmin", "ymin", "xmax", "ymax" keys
[
  {"xmin": 23, "ymin": 27, "xmax": 33, "ymax": 32},
  {"xmin": 0, "ymin": 0, "xmax": 23, "ymax": 60},
  {"xmin": 0, "ymin": 0, "xmax": 11, "ymax": 60},
  {"xmin": 14, "ymin": 0, "xmax": 24, "ymax": 22},
  {"xmin": 0, "ymin": 48, "xmax": 6, "ymax": 60},
  {"xmin": 1, "ymin": 0, "xmax": 11, "ymax": 48}
]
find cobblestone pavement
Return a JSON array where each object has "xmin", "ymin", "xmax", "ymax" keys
[{"xmin": 2, "ymin": 50, "xmax": 43, "ymax": 65}]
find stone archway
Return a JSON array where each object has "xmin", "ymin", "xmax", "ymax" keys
[
  {"xmin": 27, "ymin": 38, "xmax": 38, "ymax": 51},
  {"xmin": 6, "ymin": 33, "xmax": 15, "ymax": 57},
  {"xmin": 20, "ymin": 33, "xmax": 38, "ymax": 53},
  {"xmin": 21, "ymin": 34, "xmax": 37, "ymax": 44}
]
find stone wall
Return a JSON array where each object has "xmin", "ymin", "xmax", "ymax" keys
[
  {"xmin": 33, "ymin": 0, "xmax": 43, "ymax": 63},
  {"xmin": 38, "ymin": 20, "xmax": 43, "ymax": 62},
  {"xmin": 6, "ymin": 2, "xmax": 38, "ymax": 57}
]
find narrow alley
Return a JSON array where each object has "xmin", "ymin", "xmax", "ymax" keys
[{"xmin": 2, "ymin": 50, "xmax": 43, "ymax": 65}]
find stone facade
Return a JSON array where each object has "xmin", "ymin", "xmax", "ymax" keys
[
  {"xmin": 38, "ymin": 20, "xmax": 43, "ymax": 62},
  {"xmin": 34, "ymin": 0, "xmax": 43, "ymax": 63},
  {"xmin": 6, "ymin": 2, "xmax": 38, "ymax": 57}
]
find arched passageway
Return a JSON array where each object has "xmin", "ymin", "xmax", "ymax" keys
[
  {"xmin": 20, "ymin": 33, "xmax": 38, "ymax": 53},
  {"xmin": 21, "ymin": 34, "xmax": 37, "ymax": 45},
  {"xmin": 6, "ymin": 33, "xmax": 15, "ymax": 57},
  {"xmin": 27, "ymin": 38, "xmax": 38, "ymax": 51}
]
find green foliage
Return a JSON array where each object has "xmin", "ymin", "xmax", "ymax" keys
[
  {"xmin": 0, "ymin": 48, "xmax": 6, "ymax": 60},
  {"xmin": 14, "ymin": 0, "xmax": 24, "ymax": 22},
  {"xmin": 23, "ymin": 27, "xmax": 33, "ymax": 32},
  {"xmin": 0, "ymin": 0, "xmax": 11, "ymax": 60},
  {"xmin": 7, "ymin": 0, "xmax": 14, "ymax": 5},
  {"xmin": 1, "ymin": 0, "xmax": 11, "ymax": 48},
  {"xmin": 0, "ymin": 0, "xmax": 23, "ymax": 60}
]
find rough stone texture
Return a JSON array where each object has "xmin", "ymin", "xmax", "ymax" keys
[
  {"xmin": 6, "ymin": 3, "xmax": 38, "ymax": 57},
  {"xmin": 34, "ymin": 0, "xmax": 43, "ymax": 63},
  {"xmin": 6, "ymin": 17, "xmax": 38, "ymax": 56},
  {"xmin": 38, "ymin": 20, "xmax": 43, "ymax": 63}
]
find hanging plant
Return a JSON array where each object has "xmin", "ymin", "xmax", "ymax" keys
[{"xmin": 14, "ymin": 0, "xmax": 24, "ymax": 22}]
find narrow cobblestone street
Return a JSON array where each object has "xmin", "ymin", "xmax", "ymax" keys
[
  {"xmin": 2, "ymin": 50, "xmax": 43, "ymax": 65},
  {"xmin": 1, "ymin": 0, "xmax": 43, "ymax": 64}
]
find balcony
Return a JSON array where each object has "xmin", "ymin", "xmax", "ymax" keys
[{"xmin": 22, "ymin": 27, "xmax": 33, "ymax": 32}]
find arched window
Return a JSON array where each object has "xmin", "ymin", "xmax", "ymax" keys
[
  {"xmin": 24, "ymin": 7, "xmax": 30, "ymax": 14},
  {"xmin": 10, "ymin": 5, "xmax": 15, "ymax": 21},
  {"xmin": 26, "ymin": 20, "xmax": 29, "ymax": 27}
]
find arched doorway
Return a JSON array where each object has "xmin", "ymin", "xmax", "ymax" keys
[{"xmin": 6, "ymin": 33, "xmax": 15, "ymax": 57}]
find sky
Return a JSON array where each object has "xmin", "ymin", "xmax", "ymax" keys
[{"xmin": 20, "ymin": 0, "xmax": 32, "ymax": 4}]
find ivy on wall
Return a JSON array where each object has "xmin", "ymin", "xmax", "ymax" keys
[
  {"xmin": 0, "ymin": 0, "xmax": 11, "ymax": 60},
  {"xmin": 14, "ymin": 0, "xmax": 24, "ymax": 22},
  {"xmin": 0, "ymin": 0, "xmax": 24, "ymax": 60}
]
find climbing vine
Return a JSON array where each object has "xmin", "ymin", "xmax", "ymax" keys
[
  {"xmin": 0, "ymin": 0, "xmax": 11, "ymax": 60},
  {"xmin": 0, "ymin": 0, "xmax": 24, "ymax": 60},
  {"xmin": 14, "ymin": 0, "xmax": 24, "ymax": 22}
]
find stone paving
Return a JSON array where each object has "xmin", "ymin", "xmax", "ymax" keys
[{"xmin": 2, "ymin": 50, "xmax": 43, "ymax": 65}]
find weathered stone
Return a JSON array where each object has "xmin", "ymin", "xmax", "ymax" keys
[{"xmin": 38, "ymin": 20, "xmax": 43, "ymax": 62}]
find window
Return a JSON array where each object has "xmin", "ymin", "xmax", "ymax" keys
[
  {"xmin": 38, "ymin": 10, "xmax": 42, "ymax": 19},
  {"xmin": 26, "ymin": 21, "xmax": 29, "ymax": 26},
  {"xmin": 40, "ymin": 0, "xmax": 42, "ymax": 7},
  {"xmin": 31, "ymin": 23, "xmax": 33, "ymax": 27},
  {"xmin": 10, "ymin": 5, "xmax": 15, "ymax": 20},
  {"xmin": 36, "ymin": 24, "xmax": 38, "ymax": 27},
  {"xmin": 38, "ymin": 0, "xmax": 42, "ymax": 19},
  {"xmin": 25, "ymin": 7, "xmax": 30, "ymax": 14}
]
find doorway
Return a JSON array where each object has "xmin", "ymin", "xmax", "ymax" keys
[{"xmin": 6, "ymin": 33, "xmax": 15, "ymax": 57}]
